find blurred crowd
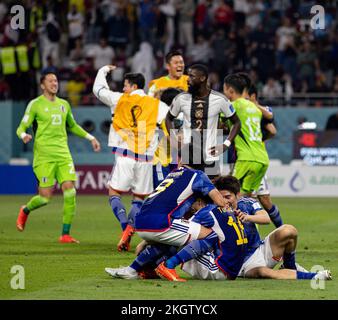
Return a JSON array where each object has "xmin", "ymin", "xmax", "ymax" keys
[{"xmin": 0, "ymin": 0, "xmax": 337, "ymax": 106}]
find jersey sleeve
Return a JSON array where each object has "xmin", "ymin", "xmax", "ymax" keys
[
  {"xmin": 156, "ymin": 101, "xmax": 169, "ymax": 124},
  {"xmin": 93, "ymin": 66, "xmax": 123, "ymax": 110},
  {"xmin": 192, "ymin": 205, "xmax": 216, "ymax": 228},
  {"xmin": 169, "ymin": 94, "xmax": 182, "ymax": 118},
  {"xmin": 16, "ymin": 100, "xmax": 37, "ymax": 139},
  {"xmin": 191, "ymin": 171, "xmax": 215, "ymax": 195},
  {"xmin": 220, "ymin": 99, "xmax": 236, "ymax": 119},
  {"xmin": 65, "ymin": 102, "xmax": 88, "ymax": 138}
]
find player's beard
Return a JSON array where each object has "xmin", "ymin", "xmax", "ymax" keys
[{"xmin": 188, "ymin": 84, "xmax": 199, "ymax": 95}]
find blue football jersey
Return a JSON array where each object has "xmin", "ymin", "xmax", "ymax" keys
[
  {"xmin": 237, "ymin": 197, "xmax": 264, "ymax": 259},
  {"xmin": 134, "ymin": 166, "xmax": 215, "ymax": 231},
  {"xmin": 193, "ymin": 204, "xmax": 248, "ymax": 279}
]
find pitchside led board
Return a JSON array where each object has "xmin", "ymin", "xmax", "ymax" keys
[{"xmin": 293, "ymin": 130, "xmax": 338, "ymax": 166}]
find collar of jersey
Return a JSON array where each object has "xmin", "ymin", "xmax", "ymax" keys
[{"xmin": 130, "ymin": 89, "xmax": 145, "ymax": 96}]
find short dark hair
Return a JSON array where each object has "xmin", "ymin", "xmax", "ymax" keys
[
  {"xmin": 189, "ymin": 64, "xmax": 209, "ymax": 80},
  {"xmin": 160, "ymin": 88, "xmax": 183, "ymax": 106},
  {"xmin": 236, "ymin": 72, "xmax": 251, "ymax": 90},
  {"xmin": 223, "ymin": 74, "xmax": 246, "ymax": 94},
  {"xmin": 40, "ymin": 72, "xmax": 58, "ymax": 84},
  {"xmin": 123, "ymin": 73, "xmax": 145, "ymax": 90},
  {"xmin": 248, "ymin": 84, "xmax": 258, "ymax": 98},
  {"xmin": 165, "ymin": 50, "xmax": 183, "ymax": 64},
  {"xmin": 214, "ymin": 175, "xmax": 241, "ymax": 195}
]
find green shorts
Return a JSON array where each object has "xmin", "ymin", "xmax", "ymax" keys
[
  {"xmin": 233, "ymin": 160, "xmax": 268, "ymax": 194},
  {"xmin": 33, "ymin": 161, "xmax": 77, "ymax": 188}
]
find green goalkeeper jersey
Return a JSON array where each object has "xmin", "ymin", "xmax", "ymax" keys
[
  {"xmin": 231, "ymin": 97, "xmax": 269, "ymax": 165},
  {"xmin": 17, "ymin": 95, "xmax": 88, "ymax": 167}
]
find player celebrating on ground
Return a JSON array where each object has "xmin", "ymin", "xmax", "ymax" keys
[
  {"xmin": 210, "ymin": 176, "xmax": 331, "ymax": 280},
  {"xmin": 93, "ymin": 65, "xmax": 169, "ymax": 252},
  {"xmin": 16, "ymin": 72, "xmax": 101, "ymax": 243}
]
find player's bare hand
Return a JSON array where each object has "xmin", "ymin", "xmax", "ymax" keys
[
  {"xmin": 22, "ymin": 134, "xmax": 32, "ymax": 144},
  {"xmin": 107, "ymin": 65, "xmax": 117, "ymax": 72},
  {"xmin": 91, "ymin": 138, "xmax": 101, "ymax": 152},
  {"xmin": 209, "ymin": 144, "xmax": 227, "ymax": 156},
  {"xmin": 236, "ymin": 210, "xmax": 250, "ymax": 223}
]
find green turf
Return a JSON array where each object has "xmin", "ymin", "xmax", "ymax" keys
[{"xmin": 0, "ymin": 195, "xmax": 337, "ymax": 300}]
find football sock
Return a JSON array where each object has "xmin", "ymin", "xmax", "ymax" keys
[
  {"xmin": 130, "ymin": 244, "xmax": 176, "ymax": 272},
  {"xmin": 296, "ymin": 271, "xmax": 317, "ymax": 280},
  {"xmin": 109, "ymin": 196, "xmax": 128, "ymax": 231},
  {"xmin": 267, "ymin": 204, "xmax": 283, "ymax": 228},
  {"xmin": 26, "ymin": 195, "xmax": 49, "ymax": 213},
  {"xmin": 62, "ymin": 188, "xmax": 76, "ymax": 235},
  {"xmin": 165, "ymin": 231, "xmax": 218, "ymax": 269},
  {"xmin": 283, "ymin": 251, "xmax": 297, "ymax": 270},
  {"xmin": 127, "ymin": 200, "xmax": 143, "ymax": 228}
]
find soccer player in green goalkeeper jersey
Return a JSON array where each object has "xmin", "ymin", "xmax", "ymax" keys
[
  {"xmin": 16, "ymin": 72, "xmax": 101, "ymax": 243},
  {"xmin": 221, "ymin": 74, "xmax": 269, "ymax": 197}
]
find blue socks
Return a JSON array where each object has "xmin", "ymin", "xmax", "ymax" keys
[
  {"xmin": 109, "ymin": 196, "xmax": 128, "ymax": 231},
  {"xmin": 283, "ymin": 251, "xmax": 297, "ymax": 270},
  {"xmin": 267, "ymin": 204, "xmax": 283, "ymax": 228},
  {"xmin": 165, "ymin": 231, "xmax": 218, "ymax": 269},
  {"xmin": 130, "ymin": 244, "xmax": 177, "ymax": 272},
  {"xmin": 297, "ymin": 271, "xmax": 317, "ymax": 280},
  {"xmin": 128, "ymin": 200, "xmax": 143, "ymax": 228}
]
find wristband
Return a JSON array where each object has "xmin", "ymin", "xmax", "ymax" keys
[
  {"xmin": 223, "ymin": 139, "xmax": 231, "ymax": 147},
  {"xmin": 85, "ymin": 133, "xmax": 95, "ymax": 141}
]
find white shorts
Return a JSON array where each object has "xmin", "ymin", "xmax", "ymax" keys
[
  {"xmin": 238, "ymin": 233, "xmax": 281, "ymax": 277},
  {"xmin": 137, "ymin": 219, "xmax": 201, "ymax": 247},
  {"xmin": 108, "ymin": 155, "xmax": 153, "ymax": 195},
  {"xmin": 181, "ymin": 252, "xmax": 227, "ymax": 280},
  {"xmin": 255, "ymin": 174, "xmax": 270, "ymax": 196}
]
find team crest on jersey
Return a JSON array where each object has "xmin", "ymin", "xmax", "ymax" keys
[{"xmin": 60, "ymin": 105, "xmax": 66, "ymax": 112}]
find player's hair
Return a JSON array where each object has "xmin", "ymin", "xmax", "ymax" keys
[
  {"xmin": 123, "ymin": 73, "xmax": 145, "ymax": 90},
  {"xmin": 189, "ymin": 64, "xmax": 209, "ymax": 80},
  {"xmin": 40, "ymin": 72, "xmax": 58, "ymax": 84},
  {"xmin": 214, "ymin": 175, "xmax": 241, "ymax": 195},
  {"xmin": 223, "ymin": 74, "xmax": 246, "ymax": 94},
  {"xmin": 248, "ymin": 84, "xmax": 258, "ymax": 98},
  {"xmin": 165, "ymin": 50, "xmax": 183, "ymax": 64},
  {"xmin": 159, "ymin": 88, "xmax": 183, "ymax": 106},
  {"xmin": 236, "ymin": 72, "xmax": 251, "ymax": 90}
]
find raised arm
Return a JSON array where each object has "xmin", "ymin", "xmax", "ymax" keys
[{"xmin": 92, "ymin": 65, "xmax": 122, "ymax": 110}]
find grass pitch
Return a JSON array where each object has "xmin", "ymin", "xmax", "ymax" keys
[{"xmin": 0, "ymin": 195, "xmax": 337, "ymax": 300}]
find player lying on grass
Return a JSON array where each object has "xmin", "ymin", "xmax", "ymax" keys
[
  {"xmin": 202, "ymin": 175, "xmax": 331, "ymax": 280},
  {"xmin": 16, "ymin": 72, "xmax": 101, "ymax": 243},
  {"xmin": 105, "ymin": 157, "xmax": 231, "ymax": 281},
  {"xmin": 105, "ymin": 195, "xmax": 248, "ymax": 282}
]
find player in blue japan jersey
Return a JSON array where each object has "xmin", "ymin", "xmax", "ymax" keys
[
  {"xmin": 178, "ymin": 202, "xmax": 248, "ymax": 280},
  {"xmin": 135, "ymin": 166, "xmax": 218, "ymax": 231},
  {"xmin": 104, "ymin": 164, "xmax": 228, "ymax": 281},
  {"xmin": 213, "ymin": 175, "xmax": 331, "ymax": 281}
]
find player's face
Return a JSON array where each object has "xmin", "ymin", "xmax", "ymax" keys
[
  {"xmin": 41, "ymin": 74, "xmax": 58, "ymax": 95},
  {"xmin": 123, "ymin": 79, "xmax": 137, "ymax": 94},
  {"xmin": 219, "ymin": 190, "xmax": 238, "ymax": 210},
  {"xmin": 223, "ymin": 84, "xmax": 233, "ymax": 101},
  {"xmin": 191, "ymin": 199, "xmax": 206, "ymax": 213},
  {"xmin": 187, "ymin": 69, "xmax": 203, "ymax": 93},
  {"xmin": 167, "ymin": 55, "xmax": 185, "ymax": 79}
]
